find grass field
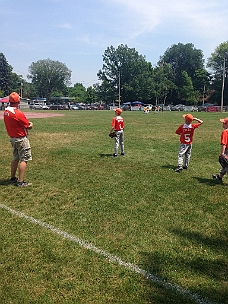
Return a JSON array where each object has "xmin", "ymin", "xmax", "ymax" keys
[{"xmin": 0, "ymin": 109, "xmax": 227, "ymax": 304}]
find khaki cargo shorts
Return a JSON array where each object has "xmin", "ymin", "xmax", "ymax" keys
[{"xmin": 10, "ymin": 137, "xmax": 32, "ymax": 162}]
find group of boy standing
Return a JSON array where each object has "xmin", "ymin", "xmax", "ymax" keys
[
  {"xmin": 109, "ymin": 108, "xmax": 228, "ymax": 182},
  {"xmin": 3, "ymin": 93, "xmax": 228, "ymax": 187}
]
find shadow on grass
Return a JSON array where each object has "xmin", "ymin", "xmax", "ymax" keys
[
  {"xmin": 171, "ymin": 228, "xmax": 228, "ymax": 260},
  {"xmin": 99, "ymin": 153, "xmax": 113, "ymax": 157},
  {"xmin": 161, "ymin": 164, "xmax": 176, "ymax": 170},
  {"xmin": 140, "ymin": 251, "xmax": 227, "ymax": 304},
  {"xmin": 140, "ymin": 272, "xmax": 197, "ymax": 304},
  {"xmin": 140, "ymin": 229, "xmax": 228, "ymax": 303},
  {"xmin": 192, "ymin": 176, "xmax": 227, "ymax": 186},
  {"xmin": 139, "ymin": 251, "xmax": 204, "ymax": 304},
  {"xmin": 0, "ymin": 179, "xmax": 16, "ymax": 186},
  {"xmin": 170, "ymin": 228, "xmax": 228, "ymax": 302}
]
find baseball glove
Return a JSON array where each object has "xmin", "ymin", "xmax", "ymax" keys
[
  {"xmin": 218, "ymin": 154, "xmax": 228, "ymax": 168},
  {"xmin": 109, "ymin": 131, "xmax": 116, "ymax": 138}
]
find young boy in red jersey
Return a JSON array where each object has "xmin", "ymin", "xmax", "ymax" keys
[
  {"xmin": 175, "ymin": 113, "xmax": 203, "ymax": 172},
  {"xmin": 4, "ymin": 92, "xmax": 33, "ymax": 187},
  {"xmin": 212, "ymin": 117, "xmax": 228, "ymax": 181},
  {"xmin": 110, "ymin": 108, "xmax": 125, "ymax": 157}
]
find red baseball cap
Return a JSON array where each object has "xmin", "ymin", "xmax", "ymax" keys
[
  {"xmin": 9, "ymin": 92, "xmax": 20, "ymax": 103},
  {"xmin": 183, "ymin": 114, "xmax": 194, "ymax": 122},
  {"xmin": 220, "ymin": 117, "xmax": 228, "ymax": 124},
  {"xmin": 115, "ymin": 108, "xmax": 122, "ymax": 114}
]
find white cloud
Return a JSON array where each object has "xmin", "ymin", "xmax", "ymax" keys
[
  {"xmin": 106, "ymin": 0, "xmax": 228, "ymax": 41},
  {"xmin": 58, "ymin": 23, "xmax": 73, "ymax": 29}
]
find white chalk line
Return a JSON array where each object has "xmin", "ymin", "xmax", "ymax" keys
[{"xmin": 1, "ymin": 204, "xmax": 214, "ymax": 304}]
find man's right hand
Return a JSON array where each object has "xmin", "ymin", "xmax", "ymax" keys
[{"xmin": 28, "ymin": 121, "xmax": 33, "ymax": 129}]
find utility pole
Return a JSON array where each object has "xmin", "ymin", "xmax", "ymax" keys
[
  {"xmin": 202, "ymin": 84, "xmax": 205, "ymax": 105},
  {"xmin": 118, "ymin": 69, "xmax": 121, "ymax": 108},
  {"xmin": 20, "ymin": 82, "xmax": 23, "ymax": 98},
  {"xmin": 221, "ymin": 52, "xmax": 228, "ymax": 113},
  {"xmin": 221, "ymin": 57, "xmax": 225, "ymax": 112}
]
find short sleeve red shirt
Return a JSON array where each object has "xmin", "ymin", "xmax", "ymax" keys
[
  {"xmin": 220, "ymin": 129, "xmax": 228, "ymax": 148},
  {"xmin": 4, "ymin": 107, "xmax": 30, "ymax": 138},
  {"xmin": 111, "ymin": 115, "xmax": 124, "ymax": 131},
  {"xmin": 175, "ymin": 123, "xmax": 201, "ymax": 144}
]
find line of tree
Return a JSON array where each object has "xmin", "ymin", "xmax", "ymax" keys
[{"xmin": 0, "ymin": 41, "xmax": 228, "ymax": 105}]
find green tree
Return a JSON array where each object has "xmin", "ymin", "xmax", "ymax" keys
[
  {"xmin": 69, "ymin": 83, "xmax": 87, "ymax": 103},
  {"xmin": 0, "ymin": 53, "xmax": 12, "ymax": 96},
  {"xmin": 207, "ymin": 41, "xmax": 228, "ymax": 74},
  {"xmin": 153, "ymin": 63, "xmax": 176, "ymax": 105},
  {"xmin": 86, "ymin": 86, "xmax": 98, "ymax": 104},
  {"xmin": 28, "ymin": 59, "xmax": 71, "ymax": 103},
  {"xmin": 181, "ymin": 71, "xmax": 197, "ymax": 105},
  {"xmin": 159, "ymin": 43, "xmax": 204, "ymax": 82},
  {"xmin": 192, "ymin": 68, "xmax": 210, "ymax": 91},
  {"xmin": 97, "ymin": 44, "xmax": 153, "ymax": 103},
  {"xmin": 10, "ymin": 73, "xmax": 23, "ymax": 95},
  {"xmin": 192, "ymin": 68, "xmax": 211, "ymax": 104},
  {"xmin": 159, "ymin": 43, "xmax": 204, "ymax": 103},
  {"xmin": 93, "ymin": 80, "xmax": 114, "ymax": 105},
  {"xmin": 24, "ymin": 82, "xmax": 38, "ymax": 100},
  {"xmin": 207, "ymin": 41, "xmax": 228, "ymax": 104}
]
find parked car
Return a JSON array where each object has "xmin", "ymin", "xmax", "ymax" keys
[
  {"xmin": 97, "ymin": 104, "xmax": 104, "ymax": 110},
  {"xmin": 198, "ymin": 103, "xmax": 215, "ymax": 112},
  {"xmin": 90, "ymin": 104, "xmax": 98, "ymax": 110},
  {"xmin": 121, "ymin": 104, "xmax": 131, "ymax": 111},
  {"xmin": 70, "ymin": 105, "xmax": 79, "ymax": 110},
  {"xmin": 166, "ymin": 104, "xmax": 174, "ymax": 111},
  {"xmin": 49, "ymin": 104, "xmax": 64, "ymax": 110},
  {"xmin": 185, "ymin": 105, "xmax": 198, "ymax": 112},
  {"xmin": 30, "ymin": 103, "xmax": 43, "ymax": 109},
  {"xmin": 190, "ymin": 106, "xmax": 198, "ymax": 112},
  {"xmin": 171, "ymin": 104, "xmax": 185, "ymax": 111},
  {"xmin": 42, "ymin": 105, "xmax": 50, "ymax": 110},
  {"xmin": 78, "ymin": 104, "xmax": 87, "ymax": 110}
]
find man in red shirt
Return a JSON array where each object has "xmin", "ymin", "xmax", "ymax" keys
[
  {"xmin": 109, "ymin": 108, "xmax": 125, "ymax": 157},
  {"xmin": 175, "ymin": 113, "xmax": 203, "ymax": 172},
  {"xmin": 4, "ymin": 92, "xmax": 33, "ymax": 187},
  {"xmin": 212, "ymin": 117, "xmax": 228, "ymax": 181}
]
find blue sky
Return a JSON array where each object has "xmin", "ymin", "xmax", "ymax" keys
[{"xmin": 0, "ymin": 0, "xmax": 227, "ymax": 87}]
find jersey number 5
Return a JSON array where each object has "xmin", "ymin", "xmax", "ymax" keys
[{"xmin": 184, "ymin": 133, "xmax": 191, "ymax": 143}]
